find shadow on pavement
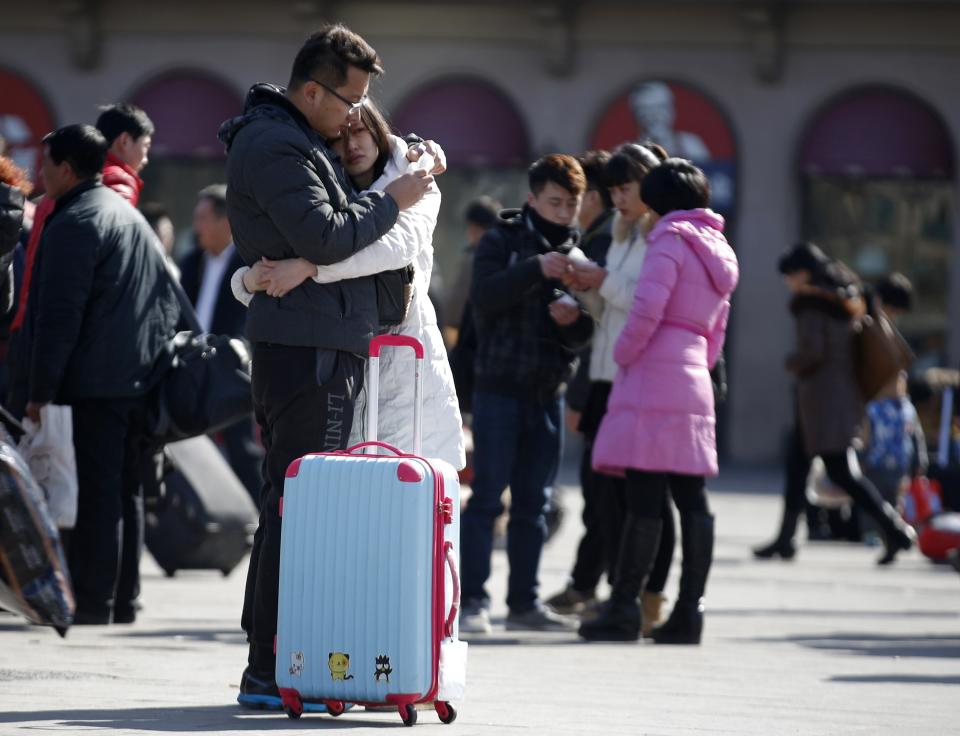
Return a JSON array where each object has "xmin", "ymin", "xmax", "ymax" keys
[
  {"xmin": 0, "ymin": 704, "xmax": 401, "ymax": 731},
  {"xmin": 716, "ymin": 608, "xmax": 960, "ymax": 619},
  {"xmin": 750, "ymin": 632, "xmax": 960, "ymax": 659},
  {"xmin": 108, "ymin": 628, "xmax": 247, "ymax": 644},
  {"xmin": 829, "ymin": 673, "xmax": 960, "ymax": 685}
]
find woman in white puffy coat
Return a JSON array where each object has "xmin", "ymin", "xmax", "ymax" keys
[{"xmin": 231, "ymin": 102, "xmax": 465, "ymax": 470}]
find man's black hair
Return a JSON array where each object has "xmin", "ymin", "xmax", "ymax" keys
[
  {"xmin": 464, "ymin": 196, "xmax": 501, "ymax": 229},
  {"xmin": 95, "ymin": 103, "xmax": 155, "ymax": 145},
  {"xmin": 289, "ymin": 23, "xmax": 383, "ymax": 90},
  {"xmin": 197, "ymin": 183, "xmax": 228, "ymax": 218},
  {"xmin": 578, "ymin": 150, "xmax": 614, "ymax": 210},
  {"xmin": 140, "ymin": 201, "xmax": 170, "ymax": 229},
  {"xmin": 43, "ymin": 124, "xmax": 108, "ymax": 180}
]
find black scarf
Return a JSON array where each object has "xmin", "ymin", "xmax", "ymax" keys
[{"xmin": 526, "ymin": 205, "xmax": 575, "ymax": 249}]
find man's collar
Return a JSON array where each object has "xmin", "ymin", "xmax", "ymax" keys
[{"xmin": 52, "ymin": 178, "xmax": 100, "ymax": 214}]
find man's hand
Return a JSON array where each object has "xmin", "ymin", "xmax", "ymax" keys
[
  {"xmin": 539, "ymin": 252, "xmax": 571, "ymax": 279},
  {"xmin": 385, "ymin": 170, "xmax": 433, "ymax": 210},
  {"xmin": 570, "ymin": 260, "xmax": 607, "ymax": 290},
  {"xmin": 565, "ymin": 407, "xmax": 582, "ymax": 434},
  {"xmin": 25, "ymin": 401, "xmax": 48, "ymax": 425},
  {"xmin": 407, "ymin": 140, "xmax": 447, "ymax": 175},
  {"xmin": 549, "ymin": 295, "xmax": 580, "ymax": 326}
]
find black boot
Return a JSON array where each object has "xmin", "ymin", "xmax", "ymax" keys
[
  {"xmin": 876, "ymin": 503, "xmax": 916, "ymax": 566},
  {"xmin": 579, "ymin": 516, "xmax": 661, "ymax": 642},
  {"xmin": 652, "ymin": 512, "xmax": 713, "ymax": 645},
  {"xmin": 753, "ymin": 509, "xmax": 799, "ymax": 560}
]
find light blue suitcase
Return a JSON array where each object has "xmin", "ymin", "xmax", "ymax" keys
[{"xmin": 276, "ymin": 335, "xmax": 464, "ymax": 726}]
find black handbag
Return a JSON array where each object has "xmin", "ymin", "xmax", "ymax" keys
[
  {"xmin": 375, "ymin": 264, "xmax": 415, "ymax": 331},
  {"xmin": 145, "ymin": 265, "xmax": 253, "ymax": 446},
  {"xmin": 148, "ymin": 331, "xmax": 253, "ymax": 444}
]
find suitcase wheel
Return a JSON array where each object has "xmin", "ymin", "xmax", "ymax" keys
[
  {"xmin": 436, "ymin": 701, "xmax": 457, "ymax": 724},
  {"xmin": 162, "ymin": 568, "xmax": 177, "ymax": 578},
  {"xmin": 281, "ymin": 691, "xmax": 303, "ymax": 719},
  {"xmin": 325, "ymin": 700, "xmax": 345, "ymax": 717},
  {"xmin": 399, "ymin": 703, "xmax": 417, "ymax": 727}
]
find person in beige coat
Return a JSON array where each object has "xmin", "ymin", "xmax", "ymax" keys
[{"xmin": 754, "ymin": 242, "xmax": 915, "ymax": 565}]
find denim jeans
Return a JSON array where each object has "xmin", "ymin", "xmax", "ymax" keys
[{"xmin": 461, "ymin": 390, "xmax": 561, "ymax": 613}]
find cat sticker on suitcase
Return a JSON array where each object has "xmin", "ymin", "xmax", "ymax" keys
[{"xmin": 276, "ymin": 335, "xmax": 465, "ymax": 726}]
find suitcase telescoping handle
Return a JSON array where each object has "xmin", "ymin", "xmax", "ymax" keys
[
  {"xmin": 366, "ymin": 335, "xmax": 424, "ymax": 455},
  {"xmin": 443, "ymin": 541, "xmax": 460, "ymax": 639}
]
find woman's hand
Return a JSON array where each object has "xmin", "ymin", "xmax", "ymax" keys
[
  {"xmin": 569, "ymin": 260, "xmax": 607, "ymax": 290},
  {"xmin": 406, "ymin": 140, "xmax": 447, "ymax": 175},
  {"xmin": 260, "ymin": 258, "xmax": 317, "ymax": 298},
  {"xmin": 242, "ymin": 259, "xmax": 273, "ymax": 293}
]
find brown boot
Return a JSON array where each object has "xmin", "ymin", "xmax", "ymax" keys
[{"xmin": 640, "ymin": 592, "xmax": 666, "ymax": 636}]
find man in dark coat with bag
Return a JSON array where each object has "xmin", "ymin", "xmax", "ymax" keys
[{"xmin": 24, "ymin": 124, "xmax": 180, "ymax": 625}]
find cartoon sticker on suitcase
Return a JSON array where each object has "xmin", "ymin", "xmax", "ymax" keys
[
  {"xmin": 374, "ymin": 655, "xmax": 392, "ymax": 683},
  {"xmin": 328, "ymin": 652, "xmax": 355, "ymax": 681},
  {"xmin": 289, "ymin": 651, "xmax": 304, "ymax": 677}
]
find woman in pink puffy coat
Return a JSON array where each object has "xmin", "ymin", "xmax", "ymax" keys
[{"xmin": 579, "ymin": 159, "xmax": 739, "ymax": 644}]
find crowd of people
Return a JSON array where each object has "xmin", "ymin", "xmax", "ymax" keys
[{"xmin": 1, "ymin": 19, "xmax": 943, "ymax": 715}]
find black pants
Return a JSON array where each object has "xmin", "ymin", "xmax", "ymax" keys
[
  {"xmin": 219, "ymin": 415, "xmax": 264, "ymax": 508},
  {"xmin": 818, "ymin": 450, "xmax": 897, "ymax": 533},
  {"xmin": 571, "ymin": 447, "xmax": 623, "ymax": 592},
  {"xmin": 69, "ymin": 396, "xmax": 147, "ymax": 619},
  {"xmin": 241, "ymin": 344, "xmax": 364, "ymax": 674},
  {"xmin": 623, "ymin": 471, "xmax": 709, "ymax": 520},
  {"xmin": 570, "ymin": 381, "xmax": 675, "ymax": 595}
]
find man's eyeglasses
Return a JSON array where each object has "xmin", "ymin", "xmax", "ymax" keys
[{"xmin": 310, "ymin": 78, "xmax": 366, "ymax": 119}]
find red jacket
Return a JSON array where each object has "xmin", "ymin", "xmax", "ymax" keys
[{"xmin": 100, "ymin": 152, "xmax": 143, "ymax": 206}]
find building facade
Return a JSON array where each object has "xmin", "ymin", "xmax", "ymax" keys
[{"xmin": 2, "ymin": 0, "xmax": 958, "ymax": 464}]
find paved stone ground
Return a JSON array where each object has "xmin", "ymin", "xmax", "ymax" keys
[{"xmin": 0, "ymin": 467, "xmax": 957, "ymax": 735}]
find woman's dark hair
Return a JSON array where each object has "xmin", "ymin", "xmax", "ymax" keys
[
  {"xmin": 331, "ymin": 99, "xmax": 393, "ymax": 181},
  {"xmin": 777, "ymin": 241, "xmax": 861, "ymax": 291},
  {"xmin": 95, "ymin": 103, "xmax": 154, "ymax": 145},
  {"xmin": 876, "ymin": 272, "xmax": 914, "ymax": 312},
  {"xmin": 640, "ymin": 157, "xmax": 710, "ymax": 215},
  {"xmin": 603, "ymin": 141, "xmax": 667, "ymax": 188},
  {"xmin": 289, "ymin": 23, "xmax": 383, "ymax": 89},
  {"xmin": 42, "ymin": 124, "xmax": 108, "ymax": 180}
]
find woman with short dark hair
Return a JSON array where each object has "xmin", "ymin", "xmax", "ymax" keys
[{"xmin": 580, "ymin": 158, "xmax": 738, "ymax": 644}]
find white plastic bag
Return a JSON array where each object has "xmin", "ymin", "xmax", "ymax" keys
[
  {"xmin": 437, "ymin": 639, "xmax": 468, "ymax": 702},
  {"xmin": 19, "ymin": 404, "xmax": 78, "ymax": 529}
]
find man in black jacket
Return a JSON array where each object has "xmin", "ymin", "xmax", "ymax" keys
[
  {"xmin": 218, "ymin": 24, "xmax": 430, "ymax": 707},
  {"xmin": 179, "ymin": 184, "xmax": 262, "ymax": 503},
  {"xmin": 460, "ymin": 154, "xmax": 594, "ymax": 634},
  {"xmin": 26, "ymin": 124, "xmax": 180, "ymax": 625}
]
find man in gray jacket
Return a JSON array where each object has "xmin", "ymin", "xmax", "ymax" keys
[{"xmin": 218, "ymin": 24, "xmax": 431, "ymax": 708}]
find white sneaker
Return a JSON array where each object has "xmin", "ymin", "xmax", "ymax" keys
[{"xmin": 459, "ymin": 603, "xmax": 492, "ymax": 634}]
